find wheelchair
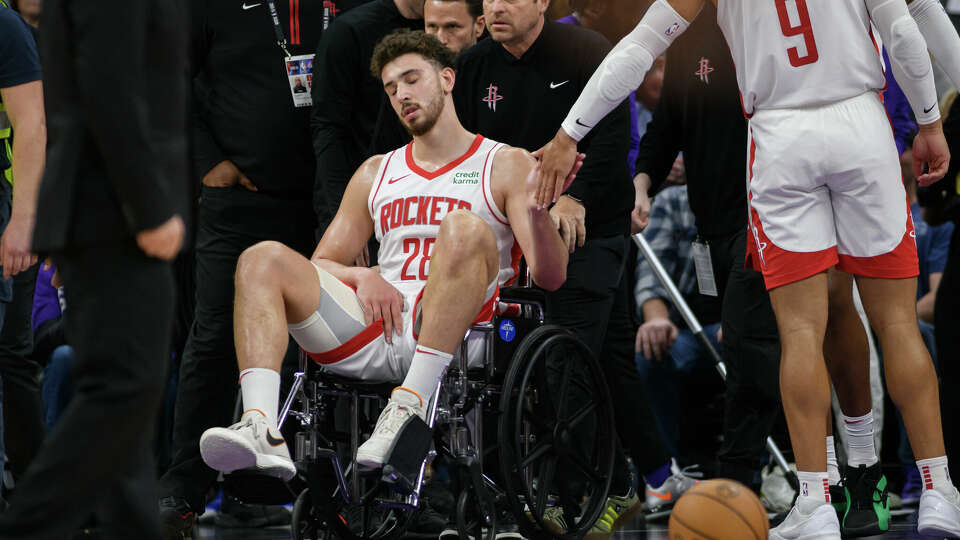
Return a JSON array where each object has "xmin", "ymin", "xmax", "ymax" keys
[{"xmin": 283, "ymin": 282, "xmax": 618, "ymax": 540}]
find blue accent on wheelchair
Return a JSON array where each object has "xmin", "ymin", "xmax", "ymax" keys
[{"xmin": 498, "ymin": 319, "xmax": 516, "ymax": 342}]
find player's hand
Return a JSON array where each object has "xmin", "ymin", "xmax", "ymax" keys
[
  {"xmin": 913, "ymin": 121, "xmax": 950, "ymax": 187},
  {"xmin": 355, "ymin": 268, "xmax": 404, "ymax": 344},
  {"xmin": 635, "ymin": 317, "xmax": 678, "ymax": 362},
  {"xmin": 202, "ymin": 160, "xmax": 259, "ymax": 192},
  {"xmin": 0, "ymin": 212, "xmax": 38, "ymax": 279},
  {"xmin": 524, "ymin": 152, "xmax": 585, "ymax": 210},
  {"xmin": 136, "ymin": 215, "xmax": 185, "ymax": 261},
  {"xmin": 550, "ymin": 196, "xmax": 586, "ymax": 253},
  {"xmin": 532, "ymin": 129, "xmax": 581, "ymax": 209},
  {"xmin": 632, "ymin": 173, "xmax": 652, "ymax": 234}
]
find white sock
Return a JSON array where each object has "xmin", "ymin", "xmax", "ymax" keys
[
  {"xmin": 843, "ymin": 411, "xmax": 879, "ymax": 467},
  {"xmin": 826, "ymin": 436, "xmax": 841, "ymax": 485},
  {"xmin": 399, "ymin": 345, "xmax": 453, "ymax": 404},
  {"xmin": 917, "ymin": 456, "xmax": 956, "ymax": 498},
  {"xmin": 239, "ymin": 368, "xmax": 281, "ymax": 430},
  {"xmin": 796, "ymin": 471, "xmax": 832, "ymax": 514}
]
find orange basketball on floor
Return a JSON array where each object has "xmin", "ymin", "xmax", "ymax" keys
[{"xmin": 668, "ymin": 479, "xmax": 769, "ymax": 540}]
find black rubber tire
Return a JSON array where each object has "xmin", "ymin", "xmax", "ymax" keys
[{"xmin": 498, "ymin": 325, "xmax": 616, "ymax": 539}]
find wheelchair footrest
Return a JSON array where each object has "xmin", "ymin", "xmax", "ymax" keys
[{"xmin": 381, "ymin": 415, "xmax": 432, "ymax": 495}]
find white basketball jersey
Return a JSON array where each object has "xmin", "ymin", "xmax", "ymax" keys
[
  {"xmin": 368, "ymin": 135, "xmax": 521, "ymax": 297},
  {"xmin": 716, "ymin": 0, "xmax": 886, "ymax": 115}
]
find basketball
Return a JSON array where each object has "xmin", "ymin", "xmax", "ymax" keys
[{"xmin": 668, "ymin": 479, "xmax": 769, "ymax": 540}]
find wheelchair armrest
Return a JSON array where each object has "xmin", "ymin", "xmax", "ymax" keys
[{"xmin": 498, "ymin": 286, "xmax": 545, "ymax": 306}]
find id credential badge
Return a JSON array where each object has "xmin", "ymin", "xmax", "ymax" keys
[
  {"xmin": 284, "ymin": 54, "xmax": 314, "ymax": 108},
  {"xmin": 692, "ymin": 239, "xmax": 718, "ymax": 297}
]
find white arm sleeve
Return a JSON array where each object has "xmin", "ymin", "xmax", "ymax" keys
[
  {"xmin": 867, "ymin": 0, "xmax": 941, "ymax": 124},
  {"xmin": 909, "ymin": 0, "xmax": 960, "ymax": 90},
  {"xmin": 560, "ymin": 0, "xmax": 691, "ymax": 141}
]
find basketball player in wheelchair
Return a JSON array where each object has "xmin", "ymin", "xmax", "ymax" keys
[{"xmin": 198, "ymin": 29, "xmax": 619, "ymax": 538}]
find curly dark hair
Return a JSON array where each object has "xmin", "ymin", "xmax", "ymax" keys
[{"xmin": 370, "ymin": 29, "xmax": 457, "ymax": 79}]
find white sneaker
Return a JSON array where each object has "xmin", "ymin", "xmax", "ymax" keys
[
  {"xmin": 918, "ymin": 487, "xmax": 960, "ymax": 538},
  {"xmin": 768, "ymin": 503, "xmax": 840, "ymax": 540},
  {"xmin": 199, "ymin": 411, "xmax": 295, "ymax": 481},
  {"xmin": 356, "ymin": 388, "xmax": 425, "ymax": 468}
]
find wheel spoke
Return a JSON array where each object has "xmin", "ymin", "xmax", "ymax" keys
[
  {"xmin": 565, "ymin": 400, "xmax": 597, "ymax": 429},
  {"xmin": 567, "ymin": 451, "xmax": 602, "ymax": 484},
  {"xmin": 518, "ymin": 437, "xmax": 555, "ymax": 470},
  {"xmin": 554, "ymin": 359, "xmax": 574, "ymax": 421},
  {"xmin": 534, "ymin": 456, "xmax": 558, "ymax": 519}
]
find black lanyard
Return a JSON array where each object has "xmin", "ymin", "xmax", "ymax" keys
[{"xmin": 265, "ymin": 0, "xmax": 292, "ymax": 57}]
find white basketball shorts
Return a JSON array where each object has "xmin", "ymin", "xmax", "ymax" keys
[{"xmin": 745, "ymin": 91, "xmax": 918, "ymax": 290}]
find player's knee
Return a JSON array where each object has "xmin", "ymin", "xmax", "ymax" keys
[
  {"xmin": 236, "ymin": 241, "xmax": 290, "ymax": 286},
  {"xmin": 437, "ymin": 210, "xmax": 496, "ymax": 255}
]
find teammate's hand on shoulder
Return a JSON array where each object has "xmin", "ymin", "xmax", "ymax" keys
[
  {"xmin": 914, "ymin": 121, "xmax": 951, "ymax": 187},
  {"xmin": 636, "ymin": 317, "xmax": 678, "ymax": 362},
  {"xmin": 532, "ymin": 129, "xmax": 584, "ymax": 209},
  {"xmin": 549, "ymin": 196, "xmax": 586, "ymax": 253},
  {"xmin": 202, "ymin": 160, "xmax": 258, "ymax": 192},
  {"xmin": 136, "ymin": 215, "xmax": 185, "ymax": 261},
  {"xmin": 356, "ymin": 268, "xmax": 404, "ymax": 344}
]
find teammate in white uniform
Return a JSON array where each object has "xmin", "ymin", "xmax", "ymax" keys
[
  {"xmin": 197, "ymin": 30, "xmax": 575, "ymax": 482},
  {"xmin": 535, "ymin": 1, "xmax": 960, "ymax": 539}
]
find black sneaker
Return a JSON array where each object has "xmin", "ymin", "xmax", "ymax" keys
[
  {"xmin": 159, "ymin": 496, "xmax": 197, "ymax": 540},
  {"xmin": 841, "ymin": 463, "xmax": 891, "ymax": 538},
  {"xmin": 214, "ymin": 493, "xmax": 291, "ymax": 528},
  {"xmin": 406, "ymin": 499, "xmax": 448, "ymax": 535},
  {"xmin": 830, "ymin": 483, "xmax": 847, "ymax": 523}
]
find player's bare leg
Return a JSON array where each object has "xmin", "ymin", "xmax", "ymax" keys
[
  {"xmin": 823, "ymin": 269, "xmax": 889, "ymax": 536},
  {"xmin": 768, "ymin": 272, "xmax": 842, "ymax": 540},
  {"xmin": 199, "ymin": 241, "xmax": 324, "ymax": 480},
  {"xmin": 357, "ymin": 209, "xmax": 500, "ymax": 467},
  {"xmin": 854, "ymin": 275, "xmax": 959, "ymax": 536},
  {"xmin": 856, "ymin": 277, "xmax": 941, "ymax": 458}
]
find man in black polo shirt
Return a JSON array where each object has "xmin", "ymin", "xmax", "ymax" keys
[
  {"xmin": 158, "ymin": 2, "xmax": 325, "ymax": 536},
  {"xmin": 454, "ymin": 0, "xmax": 696, "ymax": 532},
  {"xmin": 311, "ymin": 0, "xmax": 424, "ymax": 233}
]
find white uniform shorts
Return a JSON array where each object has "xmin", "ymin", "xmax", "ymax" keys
[
  {"xmin": 287, "ymin": 264, "xmax": 495, "ymax": 382},
  {"xmin": 745, "ymin": 91, "xmax": 918, "ymax": 290}
]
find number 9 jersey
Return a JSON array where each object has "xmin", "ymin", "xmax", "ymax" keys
[{"xmin": 717, "ymin": 0, "xmax": 887, "ymax": 116}]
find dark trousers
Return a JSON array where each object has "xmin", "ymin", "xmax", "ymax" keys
[
  {"xmin": 935, "ymin": 224, "xmax": 960, "ymax": 483},
  {"xmin": 158, "ymin": 186, "xmax": 315, "ymax": 510},
  {"xmin": 545, "ymin": 234, "xmax": 670, "ymax": 490},
  {"xmin": 708, "ymin": 229, "xmax": 781, "ymax": 488},
  {"xmin": 0, "ymin": 241, "xmax": 174, "ymax": 540},
  {"xmin": 0, "ymin": 265, "xmax": 42, "ymax": 478}
]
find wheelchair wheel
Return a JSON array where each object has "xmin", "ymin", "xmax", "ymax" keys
[
  {"xmin": 498, "ymin": 325, "xmax": 616, "ymax": 539},
  {"xmin": 292, "ymin": 488, "xmax": 322, "ymax": 540},
  {"xmin": 456, "ymin": 489, "xmax": 496, "ymax": 540}
]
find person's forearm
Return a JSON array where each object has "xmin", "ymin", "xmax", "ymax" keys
[
  {"xmin": 634, "ymin": 172, "xmax": 651, "ymax": 198},
  {"xmin": 10, "ymin": 119, "xmax": 45, "ymax": 221},
  {"xmin": 642, "ymin": 297, "xmax": 671, "ymax": 322},
  {"xmin": 528, "ymin": 207, "xmax": 568, "ymax": 290},
  {"xmin": 312, "ymin": 258, "xmax": 374, "ymax": 288},
  {"xmin": 561, "ymin": 0, "xmax": 692, "ymax": 141}
]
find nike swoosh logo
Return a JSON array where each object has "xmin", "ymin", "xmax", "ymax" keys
[
  {"xmin": 549, "ymin": 80, "xmax": 569, "ymax": 89},
  {"xmin": 646, "ymin": 489, "xmax": 673, "ymax": 502},
  {"xmin": 242, "ymin": 2, "xmax": 262, "ymax": 9},
  {"xmin": 388, "ymin": 174, "xmax": 411, "ymax": 185},
  {"xmin": 924, "ymin": 104, "xmax": 936, "ymax": 114},
  {"xmin": 574, "ymin": 117, "xmax": 593, "ymax": 129},
  {"xmin": 265, "ymin": 430, "xmax": 286, "ymax": 447}
]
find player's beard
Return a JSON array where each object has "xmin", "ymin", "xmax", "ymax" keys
[{"xmin": 403, "ymin": 83, "xmax": 445, "ymax": 137}]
